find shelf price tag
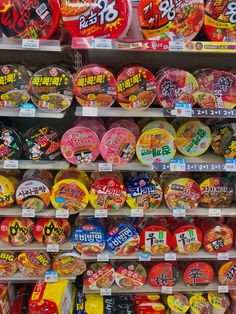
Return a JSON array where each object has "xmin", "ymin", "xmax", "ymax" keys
[
  {"xmin": 131, "ymin": 209, "xmax": 144, "ymax": 217},
  {"xmin": 22, "ymin": 209, "xmax": 35, "ymax": 218},
  {"xmin": 218, "ymin": 253, "xmax": 229, "ymax": 261},
  {"xmin": 225, "ymin": 158, "xmax": 236, "ymax": 172},
  {"xmin": 100, "ymin": 288, "xmax": 111, "ymax": 296},
  {"xmin": 47, "ymin": 244, "xmax": 59, "ymax": 253},
  {"xmin": 139, "ymin": 253, "xmax": 151, "ymax": 261},
  {"xmin": 170, "ymin": 158, "xmax": 186, "ymax": 172},
  {"xmin": 20, "ymin": 107, "xmax": 36, "ymax": 117},
  {"xmin": 218, "ymin": 285, "xmax": 229, "ymax": 293},
  {"xmin": 98, "ymin": 163, "xmax": 112, "ymax": 172},
  {"xmin": 82, "ymin": 107, "xmax": 98, "ymax": 116},
  {"xmin": 161, "ymin": 286, "xmax": 173, "ymax": 294},
  {"xmin": 173, "ymin": 208, "xmax": 186, "ymax": 218},
  {"xmin": 208, "ymin": 208, "xmax": 221, "ymax": 217},
  {"xmin": 22, "ymin": 39, "xmax": 39, "ymax": 49},
  {"xmin": 165, "ymin": 253, "xmax": 176, "ymax": 261},
  {"xmin": 95, "ymin": 209, "xmax": 108, "ymax": 218},
  {"xmin": 56, "ymin": 210, "xmax": 69, "ymax": 218},
  {"xmin": 93, "ymin": 39, "xmax": 112, "ymax": 49},
  {"xmin": 169, "ymin": 41, "xmax": 184, "ymax": 51},
  {"xmin": 174, "ymin": 102, "xmax": 192, "ymax": 117},
  {"xmin": 4, "ymin": 160, "xmax": 18, "ymax": 169},
  {"xmin": 97, "ymin": 254, "xmax": 109, "ymax": 262},
  {"xmin": 44, "ymin": 270, "xmax": 58, "ymax": 283}
]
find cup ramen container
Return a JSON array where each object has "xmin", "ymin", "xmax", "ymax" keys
[
  {"xmin": 183, "ymin": 262, "xmax": 214, "ymax": 287},
  {"xmin": 126, "ymin": 177, "xmax": 163, "ymax": 211},
  {"xmin": 0, "ymin": 217, "xmax": 34, "ymax": 246},
  {"xmin": 189, "ymin": 295, "xmax": 211, "ymax": 314},
  {"xmin": 0, "ymin": 252, "xmax": 18, "ymax": 277},
  {"xmin": 148, "ymin": 262, "xmax": 179, "ymax": 287},
  {"xmin": 164, "ymin": 178, "xmax": 201, "ymax": 211},
  {"xmin": 28, "ymin": 66, "xmax": 73, "ymax": 112},
  {"xmin": 23, "ymin": 126, "xmax": 61, "ymax": 161},
  {"xmin": 171, "ymin": 118, "xmax": 190, "ymax": 131},
  {"xmin": 117, "ymin": 66, "xmax": 157, "ymax": 110},
  {"xmin": 0, "ymin": 64, "xmax": 31, "ymax": 109},
  {"xmin": 138, "ymin": 0, "xmax": 204, "ymax": 41},
  {"xmin": 208, "ymin": 292, "xmax": 230, "ymax": 314},
  {"xmin": 109, "ymin": 119, "xmax": 141, "ymax": 140},
  {"xmin": 15, "ymin": 179, "xmax": 51, "ymax": 212},
  {"xmin": 74, "ymin": 65, "xmax": 117, "ymax": 108},
  {"xmin": 176, "ymin": 120, "xmax": 211, "ymax": 157},
  {"xmin": 0, "ymin": 175, "xmax": 15, "ymax": 208},
  {"xmin": 172, "ymin": 225, "xmax": 203, "ymax": 254},
  {"xmin": 194, "ymin": 69, "xmax": 236, "ymax": 109},
  {"xmin": 72, "ymin": 220, "xmax": 106, "ymax": 256},
  {"xmin": 60, "ymin": 126, "xmax": 100, "ymax": 165},
  {"xmin": 136, "ymin": 128, "xmax": 176, "ymax": 166},
  {"xmin": 23, "ymin": 170, "xmax": 54, "ymax": 188},
  {"xmin": 210, "ymin": 123, "xmax": 235, "ymax": 156},
  {"xmin": 167, "ymin": 294, "xmax": 190, "ymax": 314},
  {"xmin": 222, "ymin": 134, "xmax": 236, "ymax": 159},
  {"xmin": 17, "ymin": 251, "xmax": 51, "ymax": 277},
  {"xmin": 101, "ymin": 127, "xmax": 136, "ymax": 164},
  {"xmin": 90, "ymin": 171, "xmax": 124, "ymax": 184},
  {"xmin": 142, "ymin": 120, "xmax": 176, "ymax": 138},
  {"xmin": 34, "ymin": 218, "xmax": 70, "ymax": 245},
  {"xmin": 203, "ymin": 224, "xmax": 234, "ymax": 253},
  {"xmin": 61, "ymin": 0, "xmax": 132, "ymax": 39},
  {"xmin": 200, "ymin": 177, "xmax": 234, "ymax": 208},
  {"xmin": 52, "ymin": 252, "xmax": 86, "ymax": 276},
  {"xmin": 115, "ymin": 262, "xmax": 147, "ymax": 289},
  {"xmin": 84, "ymin": 262, "xmax": 115, "ymax": 290},
  {"xmin": 54, "ymin": 168, "xmax": 90, "ymax": 189},
  {"xmin": 106, "ymin": 224, "xmax": 140, "ymax": 256},
  {"xmin": 90, "ymin": 177, "xmax": 127, "ymax": 211},
  {"xmin": 0, "ymin": 127, "xmax": 22, "ymax": 160},
  {"xmin": 204, "ymin": 0, "xmax": 236, "ymax": 42},
  {"xmin": 75, "ymin": 118, "xmax": 106, "ymax": 140},
  {"xmin": 50, "ymin": 179, "xmax": 89, "ymax": 214},
  {"xmin": 140, "ymin": 226, "xmax": 172, "ymax": 254},
  {"xmin": 133, "ymin": 295, "xmax": 161, "ymax": 307},
  {"xmin": 137, "ymin": 303, "xmax": 165, "ymax": 314},
  {"xmin": 218, "ymin": 261, "xmax": 236, "ymax": 286}
]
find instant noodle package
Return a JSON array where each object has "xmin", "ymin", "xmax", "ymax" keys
[
  {"xmin": 84, "ymin": 262, "xmax": 115, "ymax": 290},
  {"xmin": 52, "ymin": 252, "xmax": 86, "ymax": 277},
  {"xmin": 115, "ymin": 262, "xmax": 147, "ymax": 289},
  {"xmin": 17, "ymin": 251, "xmax": 51, "ymax": 277}
]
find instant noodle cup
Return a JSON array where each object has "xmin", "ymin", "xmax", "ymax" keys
[
  {"xmin": 200, "ymin": 177, "xmax": 234, "ymax": 208},
  {"xmin": 133, "ymin": 295, "xmax": 161, "ymax": 306},
  {"xmin": 72, "ymin": 221, "xmax": 106, "ymax": 255},
  {"xmin": 189, "ymin": 295, "xmax": 211, "ymax": 314},
  {"xmin": 164, "ymin": 178, "xmax": 201, "ymax": 211},
  {"xmin": 183, "ymin": 262, "xmax": 214, "ymax": 287},
  {"xmin": 52, "ymin": 252, "xmax": 86, "ymax": 276},
  {"xmin": 136, "ymin": 128, "xmax": 176, "ymax": 166},
  {"xmin": 115, "ymin": 262, "xmax": 147, "ymax": 289},
  {"xmin": 167, "ymin": 294, "xmax": 189, "ymax": 314},
  {"xmin": 222, "ymin": 134, "xmax": 236, "ymax": 159},
  {"xmin": 50, "ymin": 179, "xmax": 89, "ymax": 214},
  {"xmin": 176, "ymin": 120, "xmax": 211, "ymax": 157},
  {"xmin": 23, "ymin": 170, "xmax": 54, "ymax": 188},
  {"xmin": 0, "ymin": 217, "xmax": 34, "ymax": 246},
  {"xmin": 101, "ymin": 127, "xmax": 136, "ymax": 164},
  {"xmin": 54, "ymin": 168, "xmax": 90, "ymax": 189},
  {"xmin": 75, "ymin": 118, "xmax": 106, "ymax": 140},
  {"xmin": 203, "ymin": 224, "xmax": 234, "ymax": 253},
  {"xmin": 0, "ymin": 252, "xmax": 18, "ymax": 277},
  {"xmin": 138, "ymin": 0, "xmax": 204, "ymax": 41},
  {"xmin": 84, "ymin": 262, "xmax": 115, "ymax": 290},
  {"xmin": 89, "ymin": 177, "xmax": 127, "ymax": 211},
  {"xmin": 61, "ymin": 0, "xmax": 132, "ymax": 39},
  {"xmin": 23, "ymin": 126, "xmax": 61, "ymax": 161},
  {"xmin": 28, "ymin": 66, "xmax": 73, "ymax": 112},
  {"xmin": 194, "ymin": 69, "xmax": 236, "ymax": 109},
  {"xmin": 15, "ymin": 179, "xmax": 51, "ymax": 211},
  {"xmin": 74, "ymin": 65, "xmax": 117, "ymax": 108},
  {"xmin": 106, "ymin": 224, "xmax": 140, "ymax": 256},
  {"xmin": 142, "ymin": 120, "xmax": 176, "ymax": 138},
  {"xmin": 90, "ymin": 171, "xmax": 124, "ymax": 184},
  {"xmin": 140, "ymin": 226, "xmax": 172, "ymax": 254},
  {"xmin": 126, "ymin": 177, "xmax": 163, "ymax": 211},
  {"xmin": 34, "ymin": 218, "xmax": 70, "ymax": 245},
  {"xmin": 117, "ymin": 66, "xmax": 157, "ymax": 110},
  {"xmin": 109, "ymin": 119, "xmax": 141, "ymax": 140},
  {"xmin": 0, "ymin": 127, "xmax": 22, "ymax": 160},
  {"xmin": 61, "ymin": 126, "xmax": 100, "ymax": 165},
  {"xmin": 211, "ymin": 122, "xmax": 235, "ymax": 156},
  {"xmin": 0, "ymin": 175, "xmax": 15, "ymax": 208},
  {"xmin": 148, "ymin": 262, "xmax": 179, "ymax": 287},
  {"xmin": 208, "ymin": 292, "xmax": 230, "ymax": 314},
  {"xmin": 156, "ymin": 68, "xmax": 199, "ymax": 108},
  {"xmin": 0, "ymin": 0, "xmax": 60, "ymax": 39},
  {"xmin": 0, "ymin": 64, "xmax": 31, "ymax": 109},
  {"xmin": 17, "ymin": 251, "xmax": 51, "ymax": 277},
  {"xmin": 172, "ymin": 225, "xmax": 203, "ymax": 254},
  {"xmin": 204, "ymin": 0, "xmax": 236, "ymax": 42},
  {"xmin": 218, "ymin": 261, "xmax": 236, "ymax": 286},
  {"xmin": 137, "ymin": 303, "xmax": 165, "ymax": 314}
]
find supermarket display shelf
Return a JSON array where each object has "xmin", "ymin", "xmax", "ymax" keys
[
  {"xmin": 75, "ymin": 106, "xmax": 236, "ymax": 119},
  {"xmin": 0, "ymin": 273, "xmax": 76, "ymax": 283},
  {"xmin": 0, "ymin": 160, "xmax": 69, "ymax": 170},
  {"xmin": 0, "ymin": 109, "xmax": 66, "ymax": 119},
  {"xmin": 81, "ymin": 249, "xmax": 236, "ymax": 261},
  {"xmin": 0, "ymin": 39, "xmax": 68, "ymax": 52},
  {"xmin": 0, "ymin": 240, "xmax": 73, "ymax": 252},
  {"xmin": 83, "ymin": 281, "xmax": 236, "ymax": 295},
  {"xmin": 0, "ymin": 207, "xmax": 69, "ymax": 218}
]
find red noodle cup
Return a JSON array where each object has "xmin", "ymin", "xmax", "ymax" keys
[
  {"xmin": 138, "ymin": 0, "xmax": 204, "ymax": 41},
  {"xmin": 203, "ymin": 224, "xmax": 234, "ymax": 253},
  {"xmin": 133, "ymin": 295, "xmax": 161, "ymax": 307},
  {"xmin": 0, "ymin": 252, "xmax": 17, "ymax": 277},
  {"xmin": 61, "ymin": 0, "xmax": 132, "ymax": 39},
  {"xmin": 204, "ymin": 0, "xmax": 236, "ymax": 42},
  {"xmin": 84, "ymin": 262, "xmax": 115, "ymax": 290},
  {"xmin": 218, "ymin": 261, "xmax": 236, "ymax": 286},
  {"xmin": 148, "ymin": 262, "xmax": 179, "ymax": 287},
  {"xmin": 117, "ymin": 66, "xmax": 157, "ymax": 110},
  {"xmin": 183, "ymin": 262, "xmax": 214, "ymax": 287},
  {"xmin": 17, "ymin": 251, "xmax": 51, "ymax": 277},
  {"xmin": 60, "ymin": 127, "xmax": 100, "ymax": 165},
  {"xmin": 137, "ymin": 303, "xmax": 165, "ymax": 314},
  {"xmin": 74, "ymin": 65, "xmax": 117, "ymax": 108},
  {"xmin": 115, "ymin": 262, "xmax": 147, "ymax": 289},
  {"xmin": 172, "ymin": 225, "xmax": 203, "ymax": 254}
]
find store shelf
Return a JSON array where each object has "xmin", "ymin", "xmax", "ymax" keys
[
  {"xmin": 1, "ymin": 160, "xmax": 69, "ymax": 170},
  {"xmin": 0, "ymin": 240, "xmax": 73, "ymax": 252},
  {"xmin": 0, "ymin": 273, "xmax": 76, "ymax": 283},
  {"xmin": 0, "ymin": 207, "xmax": 69, "ymax": 218},
  {"xmin": 0, "ymin": 109, "xmax": 67, "ymax": 119},
  {"xmin": 0, "ymin": 39, "xmax": 68, "ymax": 52}
]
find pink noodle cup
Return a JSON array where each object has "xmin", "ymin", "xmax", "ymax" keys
[
  {"xmin": 108, "ymin": 119, "xmax": 140, "ymax": 140},
  {"xmin": 74, "ymin": 119, "xmax": 106, "ymax": 140},
  {"xmin": 60, "ymin": 127, "xmax": 100, "ymax": 165}
]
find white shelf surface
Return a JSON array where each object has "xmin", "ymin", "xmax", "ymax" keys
[
  {"xmin": 0, "ymin": 109, "xmax": 66, "ymax": 119},
  {"xmin": 0, "ymin": 207, "xmax": 66, "ymax": 218},
  {"xmin": 0, "ymin": 39, "xmax": 67, "ymax": 52},
  {"xmin": 1, "ymin": 160, "xmax": 69, "ymax": 170},
  {"xmin": 0, "ymin": 272, "xmax": 76, "ymax": 283}
]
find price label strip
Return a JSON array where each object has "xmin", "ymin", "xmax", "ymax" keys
[
  {"xmin": 56, "ymin": 210, "xmax": 69, "ymax": 218},
  {"xmin": 139, "ymin": 253, "xmax": 151, "ymax": 261},
  {"xmin": 131, "ymin": 209, "xmax": 144, "ymax": 217},
  {"xmin": 100, "ymin": 288, "xmax": 111, "ymax": 296},
  {"xmin": 4, "ymin": 160, "xmax": 19, "ymax": 169},
  {"xmin": 22, "ymin": 209, "xmax": 35, "ymax": 218},
  {"xmin": 47, "ymin": 244, "xmax": 59, "ymax": 253},
  {"xmin": 22, "ymin": 39, "xmax": 40, "ymax": 49},
  {"xmin": 170, "ymin": 158, "xmax": 186, "ymax": 172},
  {"xmin": 173, "ymin": 208, "xmax": 186, "ymax": 218},
  {"xmin": 82, "ymin": 107, "xmax": 98, "ymax": 117},
  {"xmin": 218, "ymin": 253, "xmax": 229, "ymax": 261},
  {"xmin": 225, "ymin": 159, "xmax": 236, "ymax": 172},
  {"xmin": 218, "ymin": 285, "xmax": 229, "ymax": 293},
  {"xmin": 161, "ymin": 286, "xmax": 173, "ymax": 294},
  {"xmin": 174, "ymin": 102, "xmax": 192, "ymax": 117},
  {"xmin": 44, "ymin": 270, "xmax": 58, "ymax": 283},
  {"xmin": 98, "ymin": 163, "xmax": 112, "ymax": 172},
  {"xmin": 165, "ymin": 253, "xmax": 176, "ymax": 261},
  {"xmin": 95, "ymin": 209, "xmax": 108, "ymax": 218},
  {"xmin": 92, "ymin": 39, "xmax": 113, "ymax": 49},
  {"xmin": 97, "ymin": 254, "xmax": 109, "ymax": 262},
  {"xmin": 208, "ymin": 208, "xmax": 221, "ymax": 217}
]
